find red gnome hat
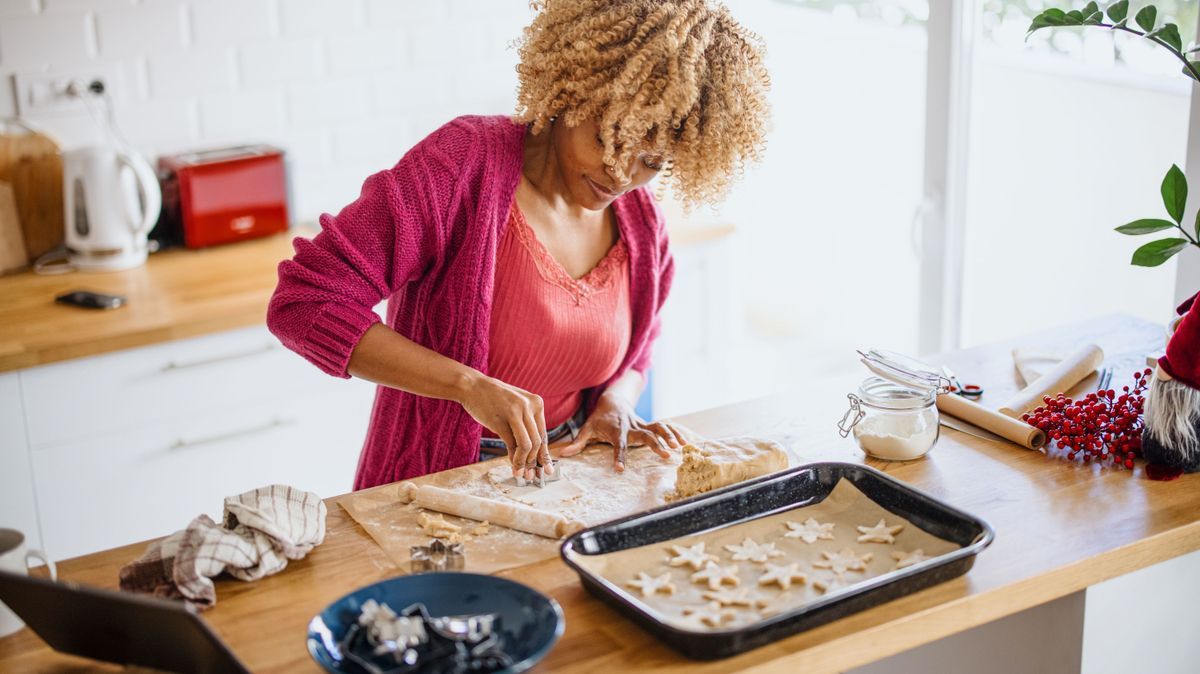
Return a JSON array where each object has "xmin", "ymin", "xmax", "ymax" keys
[{"xmin": 1160, "ymin": 292, "xmax": 1200, "ymax": 390}]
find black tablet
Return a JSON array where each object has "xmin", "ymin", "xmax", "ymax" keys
[{"xmin": 0, "ymin": 570, "xmax": 249, "ymax": 674}]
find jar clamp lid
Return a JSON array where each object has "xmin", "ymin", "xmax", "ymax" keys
[{"xmin": 856, "ymin": 349, "xmax": 952, "ymax": 395}]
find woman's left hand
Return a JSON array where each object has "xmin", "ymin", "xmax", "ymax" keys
[{"xmin": 553, "ymin": 390, "xmax": 689, "ymax": 472}]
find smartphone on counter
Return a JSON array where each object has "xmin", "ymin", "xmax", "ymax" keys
[{"xmin": 55, "ymin": 290, "xmax": 126, "ymax": 310}]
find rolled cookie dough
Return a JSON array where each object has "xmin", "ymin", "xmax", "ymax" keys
[
  {"xmin": 399, "ymin": 482, "xmax": 585, "ymax": 539},
  {"xmin": 666, "ymin": 437, "xmax": 788, "ymax": 501}
]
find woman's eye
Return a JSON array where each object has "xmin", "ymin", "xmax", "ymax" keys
[
  {"xmin": 595, "ymin": 134, "xmax": 604, "ymax": 146},
  {"xmin": 643, "ymin": 156, "xmax": 665, "ymax": 171}
]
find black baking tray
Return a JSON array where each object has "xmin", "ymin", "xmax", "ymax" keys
[{"xmin": 559, "ymin": 461, "xmax": 994, "ymax": 660}]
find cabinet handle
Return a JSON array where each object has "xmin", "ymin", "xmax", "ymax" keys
[
  {"xmin": 168, "ymin": 418, "xmax": 295, "ymax": 451},
  {"xmin": 160, "ymin": 343, "xmax": 278, "ymax": 373}
]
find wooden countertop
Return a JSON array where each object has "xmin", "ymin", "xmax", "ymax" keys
[
  {"xmin": 0, "ymin": 231, "xmax": 306, "ymax": 373},
  {"xmin": 2, "ymin": 314, "xmax": 1196, "ymax": 673}
]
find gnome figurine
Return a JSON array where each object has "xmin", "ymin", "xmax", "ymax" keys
[{"xmin": 1142, "ymin": 292, "xmax": 1200, "ymax": 472}]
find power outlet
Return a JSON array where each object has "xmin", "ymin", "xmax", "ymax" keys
[{"xmin": 13, "ymin": 66, "xmax": 120, "ymax": 117}]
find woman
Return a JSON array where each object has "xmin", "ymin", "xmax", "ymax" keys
[{"xmin": 267, "ymin": 0, "xmax": 770, "ymax": 490}]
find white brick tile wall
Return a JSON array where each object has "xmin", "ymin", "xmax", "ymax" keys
[
  {"xmin": 371, "ymin": 68, "xmax": 451, "ymax": 113},
  {"xmin": 327, "ymin": 32, "xmax": 407, "ymax": 76},
  {"xmin": 1, "ymin": 0, "xmax": 530, "ymax": 221},
  {"xmin": 278, "ymin": 0, "xmax": 364, "ymax": 37},
  {"xmin": 189, "ymin": 0, "xmax": 275, "ymax": 47},
  {"xmin": 113, "ymin": 97, "xmax": 198, "ymax": 147},
  {"xmin": 95, "ymin": 1, "xmax": 187, "ymax": 59},
  {"xmin": 333, "ymin": 117, "xmax": 413, "ymax": 165},
  {"xmin": 287, "ymin": 79, "xmax": 370, "ymax": 126},
  {"xmin": 365, "ymin": 0, "xmax": 446, "ymax": 27},
  {"xmin": 199, "ymin": 88, "xmax": 285, "ymax": 142},
  {"xmin": 146, "ymin": 46, "xmax": 236, "ymax": 97},
  {"xmin": 238, "ymin": 38, "xmax": 322, "ymax": 87},
  {"xmin": 0, "ymin": 11, "xmax": 93, "ymax": 67}
]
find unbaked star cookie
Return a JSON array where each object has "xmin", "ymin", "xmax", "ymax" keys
[
  {"xmin": 757, "ymin": 562, "xmax": 808, "ymax": 590},
  {"xmin": 891, "ymin": 549, "xmax": 930, "ymax": 569},
  {"xmin": 626, "ymin": 572, "xmax": 676, "ymax": 598},
  {"xmin": 681, "ymin": 601, "xmax": 736, "ymax": 628},
  {"xmin": 723, "ymin": 538, "xmax": 784, "ymax": 564},
  {"xmin": 702, "ymin": 587, "xmax": 766, "ymax": 608},
  {"xmin": 690, "ymin": 561, "xmax": 741, "ymax": 590},
  {"xmin": 667, "ymin": 542, "xmax": 718, "ymax": 571},
  {"xmin": 783, "ymin": 517, "xmax": 835, "ymax": 544},
  {"xmin": 856, "ymin": 519, "xmax": 904, "ymax": 544},
  {"xmin": 813, "ymin": 548, "xmax": 872, "ymax": 577}
]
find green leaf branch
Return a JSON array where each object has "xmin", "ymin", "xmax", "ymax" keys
[
  {"xmin": 1032, "ymin": 2, "xmax": 1200, "ymax": 267},
  {"xmin": 1116, "ymin": 164, "xmax": 1200, "ymax": 266},
  {"xmin": 1027, "ymin": 1, "xmax": 1200, "ymax": 83}
]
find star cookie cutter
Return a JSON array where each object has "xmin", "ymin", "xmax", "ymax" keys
[{"xmin": 409, "ymin": 539, "xmax": 465, "ymax": 573}]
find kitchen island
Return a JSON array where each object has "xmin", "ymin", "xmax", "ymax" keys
[{"xmin": 1, "ymin": 314, "xmax": 1198, "ymax": 672}]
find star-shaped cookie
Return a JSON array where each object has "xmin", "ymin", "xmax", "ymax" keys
[
  {"xmin": 723, "ymin": 538, "xmax": 784, "ymax": 564},
  {"xmin": 625, "ymin": 572, "xmax": 676, "ymax": 598},
  {"xmin": 757, "ymin": 562, "xmax": 808, "ymax": 590},
  {"xmin": 856, "ymin": 519, "xmax": 904, "ymax": 544},
  {"xmin": 812, "ymin": 548, "xmax": 872, "ymax": 577},
  {"xmin": 690, "ymin": 561, "xmax": 741, "ymax": 590},
  {"xmin": 666, "ymin": 542, "xmax": 718, "ymax": 571},
  {"xmin": 891, "ymin": 549, "xmax": 930, "ymax": 569},
  {"xmin": 702, "ymin": 587, "xmax": 766, "ymax": 608},
  {"xmin": 681, "ymin": 601, "xmax": 736, "ymax": 628},
  {"xmin": 783, "ymin": 517, "xmax": 835, "ymax": 544}
]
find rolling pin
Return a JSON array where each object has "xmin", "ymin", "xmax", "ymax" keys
[
  {"xmin": 399, "ymin": 482, "xmax": 585, "ymax": 539},
  {"xmin": 937, "ymin": 393, "xmax": 1047, "ymax": 451},
  {"xmin": 999, "ymin": 343, "xmax": 1104, "ymax": 419}
]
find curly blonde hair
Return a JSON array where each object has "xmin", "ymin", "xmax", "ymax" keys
[{"xmin": 513, "ymin": 0, "xmax": 770, "ymax": 208}]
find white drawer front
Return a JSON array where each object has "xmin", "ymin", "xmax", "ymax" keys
[
  {"xmin": 21, "ymin": 326, "xmax": 350, "ymax": 448},
  {"xmin": 32, "ymin": 386, "xmax": 374, "ymax": 561}
]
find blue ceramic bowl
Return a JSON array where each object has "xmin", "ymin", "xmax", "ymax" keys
[{"xmin": 307, "ymin": 573, "xmax": 563, "ymax": 673}]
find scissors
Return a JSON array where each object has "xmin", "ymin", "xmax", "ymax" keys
[{"xmin": 941, "ymin": 365, "xmax": 984, "ymax": 400}]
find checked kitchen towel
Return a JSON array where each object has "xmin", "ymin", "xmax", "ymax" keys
[{"xmin": 118, "ymin": 484, "xmax": 326, "ymax": 608}]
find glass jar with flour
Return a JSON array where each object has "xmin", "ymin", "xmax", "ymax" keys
[{"xmin": 837, "ymin": 350, "xmax": 952, "ymax": 461}]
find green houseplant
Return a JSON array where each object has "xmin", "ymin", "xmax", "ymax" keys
[{"xmin": 1029, "ymin": 0, "xmax": 1200, "ymax": 266}]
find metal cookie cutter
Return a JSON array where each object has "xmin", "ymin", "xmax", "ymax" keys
[{"xmin": 409, "ymin": 539, "xmax": 465, "ymax": 573}]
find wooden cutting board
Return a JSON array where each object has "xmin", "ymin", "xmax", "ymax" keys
[
  {"xmin": 0, "ymin": 120, "xmax": 64, "ymax": 262},
  {"xmin": 0, "ymin": 181, "xmax": 27, "ymax": 274}
]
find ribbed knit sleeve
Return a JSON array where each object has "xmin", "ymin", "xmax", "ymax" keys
[
  {"xmin": 267, "ymin": 157, "xmax": 442, "ymax": 378},
  {"xmin": 629, "ymin": 194, "xmax": 675, "ymax": 376}
]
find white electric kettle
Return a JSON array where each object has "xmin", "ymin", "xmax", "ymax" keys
[{"xmin": 61, "ymin": 145, "xmax": 161, "ymax": 272}]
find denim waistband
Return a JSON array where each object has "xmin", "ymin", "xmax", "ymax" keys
[{"xmin": 479, "ymin": 406, "xmax": 586, "ymax": 459}]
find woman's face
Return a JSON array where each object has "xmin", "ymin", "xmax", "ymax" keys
[{"xmin": 552, "ymin": 118, "xmax": 665, "ymax": 210}]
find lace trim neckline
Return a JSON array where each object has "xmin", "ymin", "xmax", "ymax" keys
[{"xmin": 507, "ymin": 200, "xmax": 628, "ymax": 302}]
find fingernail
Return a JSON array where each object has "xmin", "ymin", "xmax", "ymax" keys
[{"xmin": 616, "ymin": 461, "xmax": 625, "ymax": 472}]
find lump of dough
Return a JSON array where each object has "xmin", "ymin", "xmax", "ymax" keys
[{"xmin": 666, "ymin": 437, "xmax": 787, "ymax": 502}]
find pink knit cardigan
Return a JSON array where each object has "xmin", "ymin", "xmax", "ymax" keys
[{"xmin": 266, "ymin": 115, "xmax": 675, "ymax": 489}]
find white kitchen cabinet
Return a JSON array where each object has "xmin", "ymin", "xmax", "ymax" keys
[
  {"xmin": 31, "ymin": 389, "xmax": 371, "ymax": 561},
  {"xmin": 12, "ymin": 326, "xmax": 376, "ymax": 561},
  {"xmin": 21, "ymin": 326, "xmax": 349, "ymax": 449},
  {"xmin": 0, "ymin": 372, "xmax": 42, "ymax": 551}
]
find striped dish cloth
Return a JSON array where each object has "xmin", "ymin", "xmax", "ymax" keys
[{"xmin": 118, "ymin": 484, "xmax": 326, "ymax": 608}]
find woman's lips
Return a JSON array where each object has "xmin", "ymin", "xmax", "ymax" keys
[{"xmin": 585, "ymin": 175, "xmax": 618, "ymax": 200}]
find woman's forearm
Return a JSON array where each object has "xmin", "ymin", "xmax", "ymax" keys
[
  {"xmin": 601, "ymin": 368, "xmax": 646, "ymax": 409},
  {"xmin": 347, "ymin": 323, "xmax": 478, "ymax": 402}
]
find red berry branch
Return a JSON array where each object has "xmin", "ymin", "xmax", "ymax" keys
[{"xmin": 1022, "ymin": 368, "xmax": 1152, "ymax": 469}]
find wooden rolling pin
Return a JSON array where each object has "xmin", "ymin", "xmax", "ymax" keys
[
  {"xmin": 399, "ymin": 482, "xmax": 585, "ymax": 539},
  {"xmin": 937, "ymin": 393, "xmax": 1047, "ymax": 451},
  {"xmin": 999, "ymin": 343, "xmax": 1104, "ymax": 419}
]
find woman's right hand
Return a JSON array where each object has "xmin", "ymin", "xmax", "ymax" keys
[{"xmin": 457, "ymin": 373, "xmax": 551, "ymax": 481}]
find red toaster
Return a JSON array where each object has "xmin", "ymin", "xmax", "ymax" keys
[{"xmin": 156, "ymin": 145, "xmax": 289, "ymax": 249}]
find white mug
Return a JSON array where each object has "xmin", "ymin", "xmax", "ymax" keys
[{"xmin": 0, "ymin": 528, "xmax": 56, "ymax": 638}]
